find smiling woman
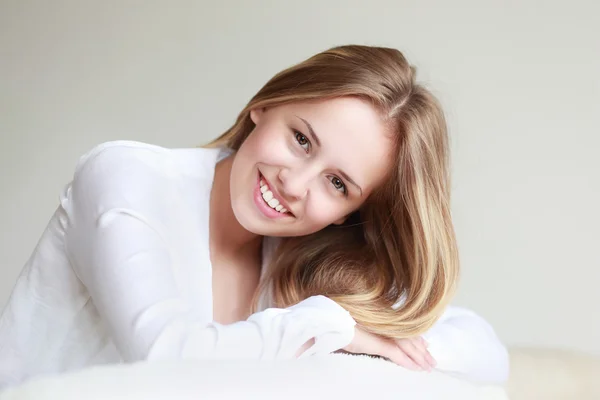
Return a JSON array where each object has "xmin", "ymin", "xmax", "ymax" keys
[
  {"xmin": 226, "ymin": 97, "xmax": 391, "ymax": 237},
  {"xmin": 207, "ymin": 47, "xmax": 454, "ymax": 337},
  {"xmin": 0, "ymin": 45, "xmax": 509, "ymax": 388}
]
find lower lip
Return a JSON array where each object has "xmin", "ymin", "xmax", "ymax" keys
[{"xmin": 254, "ymin": 172, "xmax": 289, "ymax": 219}]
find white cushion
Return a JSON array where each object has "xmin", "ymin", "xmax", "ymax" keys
[{"xmin": 0, "ymin": 353, "xmax": 508, "ymax": 400}]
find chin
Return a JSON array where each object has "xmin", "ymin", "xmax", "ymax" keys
[
  {"xmin": 232, "ymin": 211, "xmax": 292, "ymax": 238},
  {"xmin": 230, "ymin": 204, "xmax": 260, "ymax": 234}
]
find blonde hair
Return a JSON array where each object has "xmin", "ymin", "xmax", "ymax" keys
[{"xmin": 207, "ymin": 45, "xmax": 459, "ymax": 339}]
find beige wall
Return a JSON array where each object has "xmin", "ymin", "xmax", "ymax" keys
[{"xmin": 1, "ymin": 0, "xmax": 598, "ymax": 355}]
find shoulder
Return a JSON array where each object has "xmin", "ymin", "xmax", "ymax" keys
[
  {"xmin": 67, "ymin": 141, "xmax": 219, "ymax": 216},
  {"xmin": 72, "ymin": 140, "xmax": 225, "ymax": 186},
  {"xmin": 73, "ymin": 140, "xmax": 172, "ymax": 177},
  {"xmin": 74, "ymin": 140, "xmax": 227, "ymax": 177},
  {"xmin": 70, "ymin": 141, "xmax": 172, "ymax": 201}
]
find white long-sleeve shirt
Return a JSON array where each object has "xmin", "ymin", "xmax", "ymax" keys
[{"xmin": 0, "ymin": 140, "xmax": 508, "ymax": 388}]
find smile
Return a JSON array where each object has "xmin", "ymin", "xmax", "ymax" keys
[
  {"xmin": 254, "ymin": 173, "xmax": 294, "ymax": 219},
  {"xmin": 259, "ymin": 179, "xmax": 288, "ymax": 213}
]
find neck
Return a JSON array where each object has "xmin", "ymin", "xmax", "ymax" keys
[{"xmin": 209, "ymin": 155, "xmax": 262, "ymax": 259}]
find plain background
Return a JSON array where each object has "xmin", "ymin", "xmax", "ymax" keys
[{"xmin": 1, "ymin": 0, "xmax": 598, "ymax": 355}]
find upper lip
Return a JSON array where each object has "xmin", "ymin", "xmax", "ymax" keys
[{"xmin": 260, "ymin": 173, "xmax": 294, "ymax": 216}]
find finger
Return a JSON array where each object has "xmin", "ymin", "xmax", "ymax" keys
[
  {"xmin": 385, "ymin": 342, "xmax": 421, "ymax": 370},
  {"xmin": 425, "ymin": 351, "xmax": 437, "ymax": 369},
  {"xmin": 418, "ymin": 337, "xmax": 437, "ymax": 369},
  {"xmin": 398, "ymin": 339, "xmax": 430, "ymax": 371},
  {"xmin": 391, "ymin": 349, "xmax": 421, "ymax": 370},
  {"xmin": 295, "ymin": 338, "xmax": 315, "ymax": 358},
  {"xmin": 412, "ymin": 337, "xmax": 428, "ymax": 353}
]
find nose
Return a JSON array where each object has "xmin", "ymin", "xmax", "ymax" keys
[{"xmin": 277, "ymin": 166, "xmax": 313, "ymax": 201}]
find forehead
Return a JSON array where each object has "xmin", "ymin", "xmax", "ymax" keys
[{"xmin": 279, "ymin": 97, "xmax": 393, "ymax": 193}]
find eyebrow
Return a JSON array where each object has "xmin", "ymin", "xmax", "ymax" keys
[
  {"xmin": 296, "ymin": 115, "xmax": 364, "ymax": 196},
  {"xmin": 296, "ymin": 116, "xmax": 321, "ymax": 147}
]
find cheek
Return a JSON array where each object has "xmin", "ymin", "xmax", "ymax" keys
[
  {"xmin": 303, "ymin": 195, "xmax": 346, "ymax": 227},
  {"xmin": 243, "ymin": 125, "xmax": 290, "ymax": 162}
]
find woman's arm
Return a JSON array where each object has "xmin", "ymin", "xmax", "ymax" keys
[
  {"xmin": 343, "ymin": 305, "xmax": 509, "ymax": 384},
  {"xmin": 63, "ymin": 142, "xmax": 356, "ymax": 362}
]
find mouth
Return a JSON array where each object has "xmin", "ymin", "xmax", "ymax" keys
[{"xmin": 254, "ymin": 171, "xmax": 294, "ymax": 219}]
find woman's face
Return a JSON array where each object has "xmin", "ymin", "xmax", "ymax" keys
[{"xmin": 229, "ymin": 97, "xmax": 393, "ymax": 237}]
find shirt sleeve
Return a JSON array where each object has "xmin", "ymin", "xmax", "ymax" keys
[
  {"xmin": 62, "ymin": 142, "xmax": 356, "ymax": 363},
  {"xmin": 421, "ymin": 305, "xmax": 510, "ymax": 384}
]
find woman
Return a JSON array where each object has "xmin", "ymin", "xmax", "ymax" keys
[{"xmin": 0, "ymin": 45, "xmax": 508, "ymax": 388}]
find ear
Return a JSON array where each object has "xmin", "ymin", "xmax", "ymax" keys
[{"xmin": 250, "ymin": 107, "xmax": 266, "ymax": 124}]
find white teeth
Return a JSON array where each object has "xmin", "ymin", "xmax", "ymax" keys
[
  {"xmin": 263, "ymin": 191, "xmax": 273, "ymax": 201},
  {"xmin": 259, "ymin": 176, "xmax": 290, "ymax": 214}
]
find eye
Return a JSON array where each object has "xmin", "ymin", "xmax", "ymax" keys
[
  {"xmin": 294, "ymin": 130, "xmax": 310, "ymax": 152},
  {"xmin": 329, "ymin": 176, "xmax": 347, "ymax": 195}
]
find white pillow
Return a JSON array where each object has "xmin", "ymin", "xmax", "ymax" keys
[{"xmin": 0, "ymin": 353, "xmax": 508, "ymax": 400}]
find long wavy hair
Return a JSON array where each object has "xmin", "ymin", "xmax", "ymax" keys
[{"xmin": 206, "ymin": 45, "xmax": 459, "ymax": 339}]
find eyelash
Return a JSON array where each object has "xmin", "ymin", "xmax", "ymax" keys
[{"xmin": 293, "ymin": 130, "xmax": 348, "ymax": 196}]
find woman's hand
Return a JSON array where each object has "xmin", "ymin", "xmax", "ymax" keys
[{"xmin": 342, "ymin": 326, "xmax": 436, "ymax": 372}]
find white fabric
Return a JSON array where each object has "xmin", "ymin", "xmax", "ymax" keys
[
  {"xmin": 0, "ymin": 140, "xmax": 509, "ymax": 389},
  {"xmin": 0, "ymin": 353, "xmax": 509, "ymax": 400}
]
